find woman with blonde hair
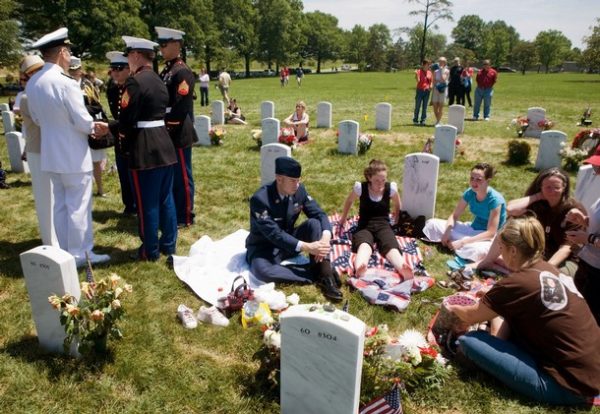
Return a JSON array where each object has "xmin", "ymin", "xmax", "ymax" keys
[
  {"xmin": 283, "ymin": 101, "xmax": 309, "ymax": 143},
  {"xmin": 448, "ymin": 216, "xmax": 600, "ymax": 405}
]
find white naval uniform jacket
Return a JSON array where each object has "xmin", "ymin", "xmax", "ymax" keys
[{"xmin": 26, "ymin": 62, "xmax": 94, "ymax": 173}]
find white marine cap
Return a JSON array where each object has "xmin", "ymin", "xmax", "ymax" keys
[
  {"xmin": 155, "ymin": 26, "xmax": 185, "ymax": 41},
  {"xmin": 20, "ymin": 55, "xmax": 44, "ymax": 74},
  {"xmin": 69, "ymin": 56, "xmax": 82, "ymax": 70},
  {"xmin": 122, "ymin": 36, "xmax": 158, "ymax": 55},
  {"xmin": 31, "ymin": 27, "xmax": 73, "ymax": 50},
  {"xmin": 106, "ymin": 51, "xmax": 128, "ymax": 66}
]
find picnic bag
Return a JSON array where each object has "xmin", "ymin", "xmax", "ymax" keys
[
  {"xmin": 217, "ymin": 275, "xmax": 254, "ymax": 315},
  {"xmin": 393, "ymin": 210, "xmax": 426, "ymax": 238}
]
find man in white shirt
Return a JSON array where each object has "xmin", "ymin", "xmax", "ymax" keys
[{"xmin": 26, "ymin": 27, "xmax": 110, "ymax": 266}]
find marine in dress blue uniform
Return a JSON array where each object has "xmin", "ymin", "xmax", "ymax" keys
[
  {"xmin": 105, "ymin": 51, "xmax": 136, "ymax": 215},
  {"xmin": 246, "ymin": 157, "xmax": 342, "ymax": 300},
  {"xmin": 119, "ymin": 36, "xmax": 178, "ymax": 261},
  {"xmin": 156, "ymin": 27, "xmax": 197, "ymax": 227}
]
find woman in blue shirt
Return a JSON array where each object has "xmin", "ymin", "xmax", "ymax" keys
[{"xmin": 423, "ymin": 163, "xmax": 506, "ymax": 261}]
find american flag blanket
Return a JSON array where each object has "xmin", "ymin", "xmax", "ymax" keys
[{"xmin": 329, "ymin": 214, "xmax": 434, "ymax": 312}]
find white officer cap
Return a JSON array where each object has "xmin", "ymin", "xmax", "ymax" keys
[
  {"xmin": 69, "ymin": 56, "xmax": 82, "ymax": 70},
  {"xmin": 122, "ymin": 36, "xmax": 158, "ymax": 56},
  {"xmin": 31, "ymin": 27, "xmax": 73, "ymax": 51},
  {"xmin": 20, "ymin": 55, "xmax": 44, "ymax": 74},
  {"xmin": 155, "ymin": 26, "xmax": 185, "ymax": 41},
  {"xmin": 106, "ymin": 51, "xmax": 128, "ymax": 66}
]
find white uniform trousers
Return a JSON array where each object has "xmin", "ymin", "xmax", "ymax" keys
[
  {"xmin": 27, "ymin": 152, "xmax": 59, "ymax": 246},
  {"xmin": 48, "ymin": 171, "xmax": 94, "ymax": 261},
  {"xmin": 423, "ymin": 218, "xmax": 492, "ymax": 262}
]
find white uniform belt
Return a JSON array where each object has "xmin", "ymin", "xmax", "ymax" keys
[
  {"xmin": 136, "ymin": 120, "xmax": 165, "ymax": 128},
  {"xmin": 165, "ymin": 107, "xmax": 172, "ymax": 113}
]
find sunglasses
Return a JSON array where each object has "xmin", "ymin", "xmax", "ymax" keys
[
  {"xmin": 159, "ymin": 41, "xmax": 171, "ymax": 48},
  {"xmin": 111, "ymin": 66, "xmax": 129, "ymax": 72}
]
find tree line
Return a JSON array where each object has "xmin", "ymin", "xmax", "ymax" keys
[{"xmin": 0, "ymin": 0, "xmax": 598, "ymax": 74}]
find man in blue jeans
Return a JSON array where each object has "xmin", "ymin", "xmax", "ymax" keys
[{"xmin": 473, "ymin": 60, "xmax": 497, "ymax": 121}]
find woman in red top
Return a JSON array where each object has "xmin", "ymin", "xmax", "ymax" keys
[{"xmin": 413, "ymin": 59, "xmax": 432, "ymax": 125}]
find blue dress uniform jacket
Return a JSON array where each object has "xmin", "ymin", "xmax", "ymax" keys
[{"xmin": 246, "ymin": 181, "xmax": 332, "ymax": 261}]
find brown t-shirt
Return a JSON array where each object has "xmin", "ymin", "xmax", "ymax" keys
[
  {"xmin": 529, "ymin": 199, "xmax": 584, "ymax": 262},
  {"xmin": 482, "ymin": 260, "xmax": 600, "ymax": 397}
]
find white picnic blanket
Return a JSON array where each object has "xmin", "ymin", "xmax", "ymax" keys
[{"xmin": 172, "ymin": 229, "xmax": 265, "ymax": 306}]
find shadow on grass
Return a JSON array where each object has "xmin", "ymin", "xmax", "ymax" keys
[
  {"xmin": 4, "ymin": 178, "xmax": 31, "ymax": 188},
  {"xmin": 0, "ymin": 238, "xmax": 42, "ymax": 278},
  {"xmin": 2, "ymin": 335, "xmax": 114, "ymax": 380},
  {"xmin": 93, "ymin": 210, "xmax": 138, "ymax": 236},
  {"xmin": 240, "ymin": 346, "xmax": 280, "ymax": 405}
]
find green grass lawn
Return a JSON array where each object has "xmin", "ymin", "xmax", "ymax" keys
[{"xmin": 1, "ymin": 71, "xmax": 599, "ymax": 413}]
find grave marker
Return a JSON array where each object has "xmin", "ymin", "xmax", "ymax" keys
[
  {"xmin": 402, "ymin": 153, "xmax": 440, "ymax": 219},
  {"xmin": 261, "ymin": 117, "xmax": 280, "ymax": 145},
  {"xmin": 375, "ymin": 102, "xmax": 392, "ymax": 131},
  {"xmin": 433, "ymin": 125, "xmax": 457, "ymax": 163},
  {"xmin": 535, "ymin": 130, "xmax": 567, "ymax": 170},
  {"xmin": 338, "ymin": 120, "xmax": 359, "ymax": 155},
  {"xmin": 280, "ymin": 304, "xmax": 365, "ymax": 414},
  {"xmin": 2, "ymin": 110, "xmax": 15, "ymax": 134},
  {"xmin": 194, "ymin": 115, "xmax": 211, "ymax": 146},
  {"xmin": 260, "ymin": 143, "xmax": 292, "ymax": 185},
  {"xmin": 575, "ymin": 165, "xmax": 600, "ymax": 213},
  {"xmin": 5, "ymin": 131, "xmax": 29, "ymax": 173},
  {"xmin": 316, "ymin": 102, "xmax": 332, "ymax": 128},
  {"xmin": 447, "ymin": 104, "xmax": 465, "ymax": 134},
  {"xmin": 20, "ymin": 245, "xmax": 80, "ymax": 355},
  {"xmin": 261, "ymin": 101, "xmax": 275, "ymax": 120},
  {"xmin": 211, "ymin": 100, "xmax": 225, "ymax": 125},
  {"xmin": 524, "ymin": 107, "xmax": 546, "ymax": 138}
]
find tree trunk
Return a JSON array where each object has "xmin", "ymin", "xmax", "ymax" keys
[
  {"xmin": 317, "ymin": 55, "xmax": 321, "ymax": 74},
  {"xmin": 419, "ymin": 4, "xmax": 430, "ymax": 63},
  {"xmin": 244, "ymin": 54, "xmax": 250, "ymax": 77}
]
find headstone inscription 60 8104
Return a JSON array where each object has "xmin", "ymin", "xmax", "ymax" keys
[{"xmin": 280, "ymin": 304, "xmax": 366, "ymax": 414}]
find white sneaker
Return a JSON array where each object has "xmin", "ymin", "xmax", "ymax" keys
[
  {"xmin": 197, "ymin": 306, "xmax": 229, "ymax": 327},
  {"xmin": 177, "ymin": 304, "xmax": 198, "ymax": 329},
  {"xmin": 74, "ymin": 252, "xmax": 111, "ymax": 267},
  {"xmin": 484, "ymin": 117, "xmax": 490, "ymax": 121}
]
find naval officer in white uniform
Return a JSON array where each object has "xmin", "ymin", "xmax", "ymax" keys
[{"xmin": 26, "ymin": 27, "xmax": 110, "ymax": 266}]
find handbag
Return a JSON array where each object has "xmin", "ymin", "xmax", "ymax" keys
[
  {"xmin": 393, "ymin": 211, "xmax": 426, "ymax": 238},
  {"xmin": 435, "ymin": 82, "xmax": 447, "ymax": 93},
  {"xmin": 217, "ymin": 275, "xmax": 254, "ymax": 315}
]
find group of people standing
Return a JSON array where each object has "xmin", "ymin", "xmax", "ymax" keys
[
  {"xmin": 19, "ymin": 25, "xmax": 197, "ymax": 265},
  {"xmin": 413, "ymin": 57, "xmax": 496, "ymax": 126}
]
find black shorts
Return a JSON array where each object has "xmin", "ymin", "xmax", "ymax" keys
[{"xmin": 351, "ymin": 220, "xmax": 400, "ymax": 256}]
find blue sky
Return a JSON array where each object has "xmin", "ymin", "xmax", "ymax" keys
[{"xmin": 303, "ymin": 0, "xmax": 599, "ymax": 49}]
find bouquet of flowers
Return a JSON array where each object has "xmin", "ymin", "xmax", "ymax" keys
[
  {"xmin": 48, "ymin": 273, "xmax": 132, "ymax": 355},
  {"xmin": 251, "ymin": 129, "xmax": 262, "ymax": 147},
  {"xmin": 509, "ymin": 116, "xmax": 529, "ymax": 137},
  {"xmin": 358, "ymin": 133, "xmax": 373, "ymax": 155},
  {"xmin": 278, "ymin": 127, "xmax": 297, "ymax": 148},
  {"xmin": 559, "ymin": 142, "xmax": 589, "ymax": 171},
  {"xmin": 572, "ymin": 128, "xmax": 600, "ymax": 155},
  {"xmin": 537, "ymin": 119, "xmax": 554, "ymax": 130},
  {"xmin": 209, "ymin": 127, "xmax": 226, "ymax": 146},
  {"xmin": 360, "ymin": 325, "xmax": 449, "ymax": 403}
]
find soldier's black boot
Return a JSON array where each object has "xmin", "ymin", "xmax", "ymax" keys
[{"xmin": 314, "ymin": 260, "xmax": 343, "ymax": 301}]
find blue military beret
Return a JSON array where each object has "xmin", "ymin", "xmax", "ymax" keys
[{"xmin": 275, "ymin": 156, "xmax": 301, "ymax": 178}]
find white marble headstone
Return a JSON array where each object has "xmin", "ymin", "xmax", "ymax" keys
[
  {"xmin": 375, "ymin": 102, "xmax": 392, "ymax": 131},
  {"xmin": 0, "ymin": 103, "xmax": 9, "ymax": 112},
  {"xmin": 5, "ymin": 132, "xmax": 29, "ymax": 173},
  {"xmin": 261, "ymin": 101, "xmax": 275, "ymax": 120},
  {"xmin": 535, "ymin": 130, "xmax": 567, "ymax": 171},
  {"xmin": 447, "ymin": 104, "xmax": 465, "ymax": 134},
  {"xmin": 211, "ymin": 100, "xmax": 225, "ymax": 125},
  {"xmin": 194, "ymin": 115, "xmax": 211, "ymax": 146},
  {"xmin": 261, "ymin": 117, "xmax": 280, "ymax": 146},
  {"xmin": 2, "ymin": 110, "xmax": 15, "ymax": 134},
  {"xmin": 280, "ymin": 304, "xmax": 365, "ymax": 414},
  {"xmin": 524, "ymin": 107, "xmax": 546, "ymax": 138},
  {"xmin": 20, "ymin": 245, "xmax": 81, "ymax": 355},
  {"xmin": 338, "ymin": 120, "xmax": 359, "ymax": 155},
  {"xmin": 575, "ymin": 165, "xmax": 600, "ymax": 213},
  {"xmin": 402, "ymin": 153, "xmax": 440, "ymax": 219},
  {"xmin": 433, "ymin": 124, "xmax": 457, "ymax": 163},
  {"xmin": 260, "ymin": 143, "xmax": 291, "ymax": 185},
  {"xmin": 316, "ymin": 102, "xmax": 332, "ymax": 128}
]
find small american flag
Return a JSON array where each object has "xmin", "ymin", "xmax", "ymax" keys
[
  {"xmin": 84, "ymin": 252, "xmax": 95, "ymax": 283},
  {"xmin": 360, "ymin": 383, "xmax": 402, "ymax": 414}
]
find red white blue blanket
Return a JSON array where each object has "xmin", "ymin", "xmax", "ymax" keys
[{"xmin": 329, "ymin": 214, "xmax": 434, "ymax": 311}]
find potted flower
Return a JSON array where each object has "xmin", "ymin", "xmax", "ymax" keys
[
  {"xmin": 209, "ymin": 127, "xmax": 226, "ymax": 146},
  {"xmin": 509, "ymin": 116, "xmax": 529, "ymax": 137},
  {"xmin": 48, "ymin": 273, "xmax": 132, "ymax": 355},
  {"xmin": 537, "ymin": 118, "xmax": 554, "ymax": 131},
  {"xmin": 559, "ymin": 142, "xmax": 589, "ymax": 172},
  {"xmin": 278, "ymin": 127, "xmax": 298, "ymax": 148},
  {"xmin": 572, "ymin": 128, "xmax": 600, "ymax": 155},
  {"xmin": 358, "ymin": 133, "xmax": 373, "ymax": 155}
]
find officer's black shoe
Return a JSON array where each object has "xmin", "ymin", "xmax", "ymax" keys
[
  {"xmin": 166, "ymin": 255, "xmax": 174, "ymax": 270},
  {"xmin": 332, "ymin": 269, "xmax": 342, "ymax": 288},
  {"xmin": 318, "ymin": 276, "xmax": 343, "ymax": 302}
]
